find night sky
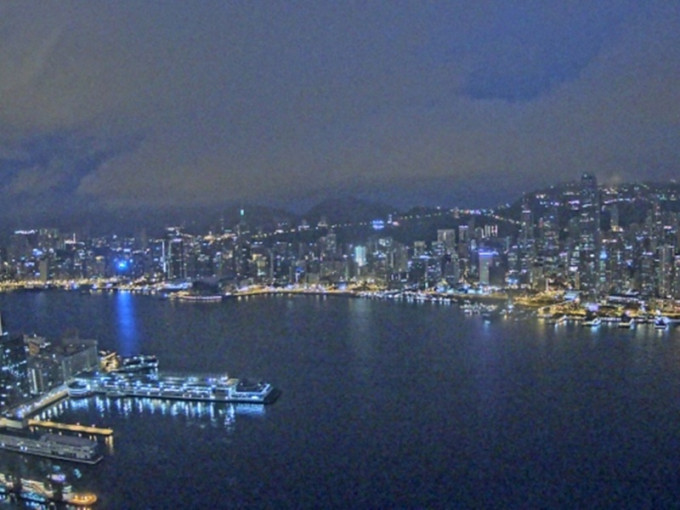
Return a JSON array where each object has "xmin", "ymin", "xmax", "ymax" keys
[{"xmin": 1, "ymin": 2, "xmax": 678, "ymax": 224}]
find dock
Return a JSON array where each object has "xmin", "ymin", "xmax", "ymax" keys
[{"xmin": 27, "ymin": 419, "xmax": 113, "ymax": 437}]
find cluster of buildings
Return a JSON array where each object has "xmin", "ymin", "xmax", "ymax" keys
[
  {"xmin": 0, "ymin": 317, "xmax": 98, "ymax": 414},
  {"xmin": 1, "ymin": 176, "xmax": 680, "ymax": 303},
  {"xmin": 505, "ymin": 175, "xmax": 680, "ymax": 300}
]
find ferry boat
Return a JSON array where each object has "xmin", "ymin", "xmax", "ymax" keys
[{"xmin": 175, "ymin": 294, "xmax": 224, "ymax": 302}]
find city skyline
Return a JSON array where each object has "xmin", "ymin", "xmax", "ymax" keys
[
  {"xmin": 0, "ymin": 2, "xmax": 679, "ymax": 226},
  {"xmin": 3, "ymin": 175, "xmax": 680, "ymax": 305}
]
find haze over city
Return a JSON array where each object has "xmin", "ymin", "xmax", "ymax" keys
[{"xmin": 1, "ymin": 1, "xmax": 679, "ymax": 229}]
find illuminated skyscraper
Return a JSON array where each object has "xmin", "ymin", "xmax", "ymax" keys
[
  {"xmin": 0, "ymin": 315, "xmax": 30, "ymax": 411},
  {"xmin": 578, "ymin": 173, "xmax": 601, "ymax": 293},
  {"xmin": 479, "ymin": 251, "xmax": 494, "ymax": 286},
  {"xmin": 437, "ymin": 229, "xmax": 456, "ymax": 254},
  {"xmin": 657, "ymin": 245, "xmax": 673, "ymax": 298}
]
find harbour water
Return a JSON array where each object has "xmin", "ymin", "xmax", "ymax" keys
[{"xmin": 1, "ymin": 291, "xmax": 680, "ymax": 508}]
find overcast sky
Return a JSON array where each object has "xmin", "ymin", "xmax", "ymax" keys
[{"xmin": 0, "ymin": 1, "xmax": 678, "ymax": 219}]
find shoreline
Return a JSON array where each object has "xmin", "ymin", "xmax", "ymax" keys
[{"xmin": 5, "ymin": 282, "xmax": 680, "ymax": 325}]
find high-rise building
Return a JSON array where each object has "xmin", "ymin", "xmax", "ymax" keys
[
  {"xmin": 0, "ymin": 316, "xmax": 30, "ymax": 411},
  {"xmin": 657, "ymin": 245, "xmax": 674, "ymax": 298},
  {"xmin": 578, "ymin": 173, "xmax": 601, "ymax": 293},
  {"xmin": 354, "ymin": 246, "xmax": 367, "ymax": 268},
  {"xmin": 479, "ymin": 251, "xmax": 494, "ymax": 286},
  {"xmin": 672, "ymin": 255, "xmax": 680, "ymax": 299},
  {"xmin": 437, "ymin": 229, "xmax": 456, "ymax": 254},
  {"xmin": 167, "ymin": 237, "xmax": 186, "ymax": 279}
]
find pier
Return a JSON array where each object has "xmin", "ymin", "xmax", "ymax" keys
[{"xmin": 27, "ymin": 419, "xmax": 113, "ymax": 437}]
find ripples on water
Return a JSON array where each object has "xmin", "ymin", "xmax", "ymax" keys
[{"xmin": 1, "ymin": 292, "xmax": 680, "ymax": 508}]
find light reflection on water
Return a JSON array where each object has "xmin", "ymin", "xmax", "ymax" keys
[
  {"xmin": 114, "ymin": 291, "xmax": 138, "ymax": 356},
  {"xmin": 37, "ymin": 395, "xmax": 264, "ymax": 432}
]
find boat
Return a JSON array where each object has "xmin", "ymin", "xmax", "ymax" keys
[
  {"xmin": 582, "ymin": 316, "xmax": 601, "ymax": 327},
  {"xmin": 618, "ymin": 317, "xmax": 634, "ymax": 329},
  {"xmin": 655, "ymin": 318, "xmax": 668, "ymax": 330},
  {"xmin": 82, "ymin": 372, "xmax": 279, "ymax": 404},
  {"xmin": 230, "ymin": 379, "xmax": 278, "ymax": 402},
  {"xmin": 67, "ymin": 380, "xmax": 92, "ymax": 398},
  {"xmin": 548, "ymin": 314, "xmax": 567, "ymax": 325},
  {"xmin": 176, "ymin": 294, "xmax": 224, "ymax": 302},
  {"xmin": 116, "ymin": 354, "xmax": 159, "ymax": 373}
]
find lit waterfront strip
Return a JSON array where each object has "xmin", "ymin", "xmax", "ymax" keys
[{"xmin": 27, "ymin": 419, "xmax": 113, "ymax": 437}]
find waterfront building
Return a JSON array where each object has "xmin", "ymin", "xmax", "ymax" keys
[
  {"xmin": 0, "ymin": 319, "xmax": 30, "ymax": 412},
  {"xmin": 26, "ymin": 336, "xmax": 98, "ymax": 395},
  {"xmin": 166, "ymin": 236, "xmax": 186, "ymax": 280},
  {"xmin": 657, "ymin": 245, "xmax": 674, "ymax": 298},
  {"xmin": 58, "ymin": 339, "xmax": 99, "ymax": 380},
  {"xmin": 672, "ymin": 255, "xmax": 680, "ymax": 299}
]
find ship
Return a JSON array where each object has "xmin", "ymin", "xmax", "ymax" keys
[
  {"xmin": 174, "ymin": 293, "xmax": 224, "ymax": 303},
  {"xmin": 116, "ymin": 354, "xmax": 159, "ymax": 373},
  {"xmin": 81, "ymin": 372, "xmax": 279, "ymax": 404}
]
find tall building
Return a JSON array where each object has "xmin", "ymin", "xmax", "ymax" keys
[
  {"xmin": 672, "ymin": 255, "xmax": 680, "ymax": 299},
  {"xmin": 479, "ymin": 251, "xmax": 494, "ymax": 286},
  {"xmin": 167, "ymin": 237, "xmax": 186, "ymax": 279},
  {"xmin": 354, "ymin": 246, "xmax": 367, "ymax": 269},
  {"xmin": 0, "ymin": 316, "xmax": 30, "ymax": 411},
  {"xmin": 578, "ymin": 173, "xmax": 601, "ymax": 293},
  {"xmin": 437, "ymin": 229, "xmax": 456, "ymax": 254},
  {"xmin": 657, "ymin": 245, "xmax": 674, "ymax": 298}
]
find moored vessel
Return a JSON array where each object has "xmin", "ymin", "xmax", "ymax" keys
[
  {"xmin": 80, "ymin": 371, "xmax": 280, "ymax": 404},
  {"xmin": 582, "ymin": 316, "xmax": 601, "ymax": 327},
  {"xmin": 654, "ymin": 317, "xmax": 669, "ymax": 330}
]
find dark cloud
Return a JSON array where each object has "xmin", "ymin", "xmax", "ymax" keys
[
  {"xmin": 0, "ymin": 132, "xmax": 142, "ymax": 196},
  {"xmin": 0, "ymin": 1, "xmax": 677, "ymax": 221},
  {"xmin": 458, "ymin": 2, "xmax": 624, "ymax": 101}
]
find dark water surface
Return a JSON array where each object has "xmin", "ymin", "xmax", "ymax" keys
[{"xmin": 1, "ymin": 292, "xmax": 680, "ymax": 509}]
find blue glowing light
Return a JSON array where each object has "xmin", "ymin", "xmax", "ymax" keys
[
  {"xmin": 372, "ymin": 220, "xmax": 385, "ymax": 230},
  {"xmin": 117, "ymin": 260, "xmax": 129, "ymax": 271}
]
